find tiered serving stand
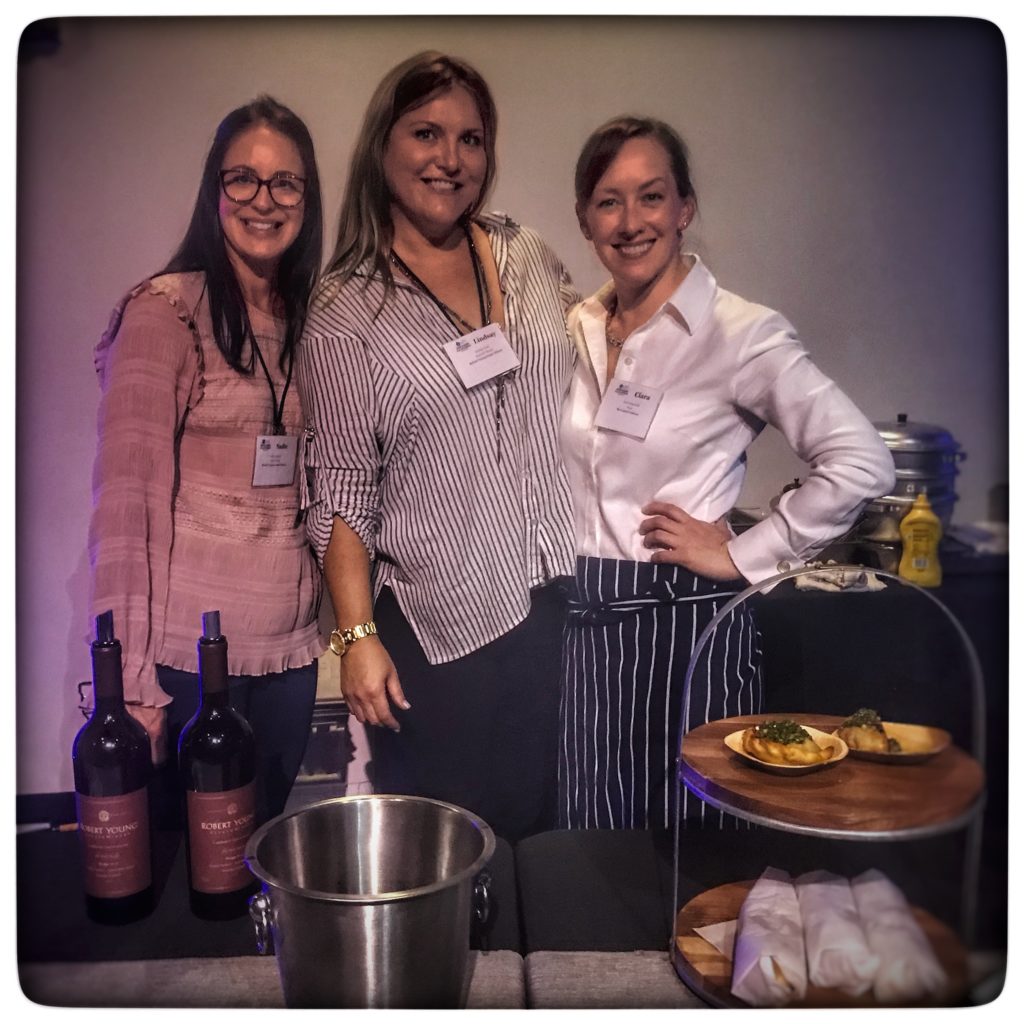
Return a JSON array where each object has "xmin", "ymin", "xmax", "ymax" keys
[{"xmin": 670, "ymin": 565, "xmax": 987, "ymax": 1008}]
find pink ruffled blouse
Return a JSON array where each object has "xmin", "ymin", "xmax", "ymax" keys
[{"xmin": 88, "ymin": 272, "xmax": 324, "ymax": 707}]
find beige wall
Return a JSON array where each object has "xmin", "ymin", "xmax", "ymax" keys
[{"xmin": 17, "ymin": 17, "xmax": 1006, "ymax": 794}]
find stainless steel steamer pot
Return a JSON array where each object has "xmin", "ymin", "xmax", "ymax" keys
[{"xmin": 859, "ymin": 414, "xmax": 965, "ymax": 539}]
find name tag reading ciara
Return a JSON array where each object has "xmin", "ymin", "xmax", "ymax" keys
[
  {"xmin": 444, "ymin": 324, "xmax": 520, "ymax": 390},
  {"xmin": 594, "ymin": 378, "xmax": 664, "ymax": 440}
]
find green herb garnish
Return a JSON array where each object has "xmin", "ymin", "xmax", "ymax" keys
[
  {"xmin": 751, "ymin": 719, "xmax": 812, "ymax": 745},
  {"xmin": 841, "ymin": 708, "xmax": 885, "ymax": 732}
]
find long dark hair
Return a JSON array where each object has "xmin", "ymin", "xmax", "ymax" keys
[
  {"xmin": 163, "ymin": 95, "xmax": 323, "ymax": 373},
  {"xmin": 326, "ymin": 51, "xmax": 497, "ymax": 298}
]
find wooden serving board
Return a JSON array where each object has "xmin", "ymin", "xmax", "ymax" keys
[
  {"xmin": 673, "ymin": 880, "xmax": 970, "ymax": 1008},
  {"xmin": 680, "ymin": 714, "xmax": 984, "ymax": 835}
]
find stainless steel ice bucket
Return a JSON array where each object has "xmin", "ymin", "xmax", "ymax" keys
[{"xmin": 244, "ymin": 794, "xmax": 495, "ymax": 1008}]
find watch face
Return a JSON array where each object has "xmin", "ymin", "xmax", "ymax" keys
[{"xmin": 329, "ymin": 631, "xmax": 348, "ymax": 657}]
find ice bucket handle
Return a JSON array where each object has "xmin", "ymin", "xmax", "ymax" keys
[
  {"xmin": 470, "ymin": 867, "xmax": 494, "ymax": 950},
  {"xmin": 473, "ymin": 867, "xmax": 492, "ymax": 928},
  {"xmin": 248, "ymin": 889, "xmax": 275, "ymax": 955}
]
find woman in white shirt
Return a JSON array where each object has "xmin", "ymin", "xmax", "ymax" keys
[{"xmin": 558, "ymin": 116, "xmax": 895, "ymax": 829}]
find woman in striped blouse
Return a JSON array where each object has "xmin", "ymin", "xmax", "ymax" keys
[
  {"xmin": 297, "ymin": 52, "xmax": 577, "ymax": 841},
  {"xmin": 558, "ymin": 117, "xmax": 894, "ymax": 830}
]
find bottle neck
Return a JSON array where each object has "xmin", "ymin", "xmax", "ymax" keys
[
  {"xmin": 199, "ymin": 687, "xmax": 230, "ymax": 708},
  {"xmin": 91, "ymin": 642, "xmax": 125, "ymax": 704},
  {"xmin": 198, "ymin": 637, "xmax": 230, "ymax": 706}
]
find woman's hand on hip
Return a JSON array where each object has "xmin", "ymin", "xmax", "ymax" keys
[
  {"xmin": 338, "ymin": 637, "xmax": 410, "ymax": 731},
  {"xmin": 639, "ymin": 501, "xmax": 743, "ymax": 581},
  {"xmin": 126, "ymin": 704, "xmax": 168, "ymax": 765}
]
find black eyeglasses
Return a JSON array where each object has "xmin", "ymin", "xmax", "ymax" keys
[{"xmin": 219, "ymin": 169, "xmax": 306, "ymax": 208}]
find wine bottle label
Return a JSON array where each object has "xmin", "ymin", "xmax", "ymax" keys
[
  {"xmin": 186, "ymin": 783, "xmax": 256, "ymax": 893},
  {"xmin": 76, "ymin": 788, "xmax": 151, "ymax": 899}
]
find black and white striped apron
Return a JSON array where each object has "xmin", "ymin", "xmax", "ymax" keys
[{"xmin": 557, "ymin": 556, "xmax": 764, "ymax": 830}]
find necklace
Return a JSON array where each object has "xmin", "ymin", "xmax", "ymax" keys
[{"xmin": 605, "ymin": 297, "xmax": 627, "ymax": 349}]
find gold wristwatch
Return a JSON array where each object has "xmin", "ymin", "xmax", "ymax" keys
[{"xmin": 329, "ymin": 621, "xmax": 378, "ymax": 657}]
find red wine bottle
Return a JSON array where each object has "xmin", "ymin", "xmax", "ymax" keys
[
  {"xmin": 72, "ymin": 610, "xmax": 154, "ymax": 924},
  {"xmin": 179, "ymin": 611, "xmax": 257, "ymax": 919}
]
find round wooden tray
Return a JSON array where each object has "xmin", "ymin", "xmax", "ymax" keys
[
  {"xmin": 680, "ymin": 714, "xmax": 985, "ymax": 839},
  {"xmin": 673, "ymin": 879, "xmax": 970, "ymax": 1008}
]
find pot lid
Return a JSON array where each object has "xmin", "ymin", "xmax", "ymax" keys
[{"xmin": 872, "ymin": 413, "xmax": 962, "ymax": 453}]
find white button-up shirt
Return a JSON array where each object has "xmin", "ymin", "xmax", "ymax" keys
[{"xmin": 559, "ymin": 256, "xmax": 895, "ymax": 584}]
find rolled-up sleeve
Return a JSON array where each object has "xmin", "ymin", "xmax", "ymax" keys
[
  {"xmin": 296, "ymin": 328, "xmax": 382, "ymax": 567},
  {"xmin": 727, "ymin": 315, "xmax": 896, "ymax": 584}
]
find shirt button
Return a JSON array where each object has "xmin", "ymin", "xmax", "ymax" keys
[
  {"xmin": 624, "ymin": 356, "xmax": 634, "ymax": 366},
  {"xmin": 777, "ymin": 560, "xmax": 792, "ymax": 572}
]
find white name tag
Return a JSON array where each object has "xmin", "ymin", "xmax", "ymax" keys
[
  {"xmin": 443, "ymin": 324, "xmax": 520, "ymax": 390},
  {"xmin": 252, "ymin": 434, "xmax": 298, "ymax": 487},
  {"xmin": 594, "ymin": 378, "xmax": 664, "ymax": 440}
]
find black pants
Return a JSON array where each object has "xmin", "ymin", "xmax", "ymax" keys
[{"xmin": 367, "ymin": 583, "xmax": 567, "ymax": 843}]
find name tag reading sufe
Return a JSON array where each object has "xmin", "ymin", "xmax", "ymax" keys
[
  {"xmin": 252, "ymin": 434, "xmax": 298, "ymax": 487},
  {"xmin": 443, "ymin": 324, "xmax": 520, "ymax": 390},
  {"xmin": 594, "ymin": 378, "xmax": 664, "ymax": 440}
]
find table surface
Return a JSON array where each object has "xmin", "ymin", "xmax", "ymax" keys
[
  {"xmin": 18, "ymin": 950, "xmax": 528, "ymax": 1010},
  {"xmin": 680, "ymin": 714, "xmax": 985, "ymax": 838},
  {"xmin": 18, "ymin": 947, "xmax": 1001, "ymax": 1010}
]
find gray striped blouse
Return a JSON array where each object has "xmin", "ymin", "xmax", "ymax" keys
[{"xmin": 297, "ymin": 213, "xmax": 578, "ymax": 665}]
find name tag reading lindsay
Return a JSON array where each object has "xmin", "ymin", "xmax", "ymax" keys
[
  {"xmin": 252, "ymin": 434, "xmax": 298, "ymax": 487},
  {"xmin": 444, "ymin": 324, "xmax": 520, "ymax": 390},
  {"xmin": 594, "ymin": 378, "xmax": 664, "ymax": 440}
]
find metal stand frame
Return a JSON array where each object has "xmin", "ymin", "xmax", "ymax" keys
[{"xmin": 670, "ymin": 564, "xmax": 988, "ymax": 972}]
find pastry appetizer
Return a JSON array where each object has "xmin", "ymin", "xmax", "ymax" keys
[
  {"xmin": 741, "ymin": 720, "xmax": 831, "ymax": 766},
  {"xmin": 837, "ymin": 708, "xmax": 901, "ymax": 753}
]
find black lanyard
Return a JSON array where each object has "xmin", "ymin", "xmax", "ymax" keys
[
  {"xmin": 251, "ymin": 333, "xmax": 293, "ymax": 436},
  {"xmin": 390, "ymin": 225, "xmax": 512, "ymax": 463},
  {"xmin": 193, "ymin": 282, "xmax": 292, "ymax": 435},
  {"xmin": 388, "ymin": 223, "xmax": 491, "ymax": 334}
]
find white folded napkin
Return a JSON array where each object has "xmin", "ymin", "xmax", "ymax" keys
[
  {"xmin": 795, "ymin": 869, "xmax": 879, "ymax": 995},
  {"xmin": 730, "ymin": 867, "xmax": 807, "ymax": 1006},
  {"xmin": 851, "ymin": 869, "xmax": 948, "ymax": 1002},
  {"xmin": 694, "ymin": 919, "xmax": 736, "ymax": 958},
  {"xmin": 793, "ymin": 562, "xmax": 886, "ymax": 592}
]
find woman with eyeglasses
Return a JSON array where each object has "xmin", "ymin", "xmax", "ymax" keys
[
  {"xmin": 298, "ymin": 52, "xmax": 577, "ymax": 841},
  {"xmin": 88, "ymin": 96, "xmax": 325, "ymax": 827},
  {"xmin": 558, "ymin": 116, "xmax": 895, "ymax": 830}
]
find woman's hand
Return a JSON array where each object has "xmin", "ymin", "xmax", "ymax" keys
[
  {"xmin": 126, "ymin": 704, "xmax": 169, "ymax": 765},
  {"xmin": 639, "ymin": 501, "xmax": 743, "ymax": 582},
  {"xmin": 338, "ymin": 637, "xmax": 410, "ymax": 731}
]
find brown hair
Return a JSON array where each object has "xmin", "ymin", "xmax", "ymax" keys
[
  {"xmin": 325, "ymin": 51, "xmax": 498, "ymax": 297},
  {"xmin": 575, "ymin": 115, "xmax": 696, "ymax": 211}
]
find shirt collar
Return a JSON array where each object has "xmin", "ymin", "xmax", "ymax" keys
[
  {"xmin": 658, "ymin": 254, "xmax": 717, "ymax": 335},
  {"xmin": 578, "ymin": 253, "xmax": 716, "ymax": 339},
  {"xmin": 572, "ymin": 255, "xmax": 718, "ymax": 391}
]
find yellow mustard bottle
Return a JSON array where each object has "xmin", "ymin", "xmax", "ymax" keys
[{"xmin": 898, "ymin": 492, "xmax": 943, "ymax": 587}]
